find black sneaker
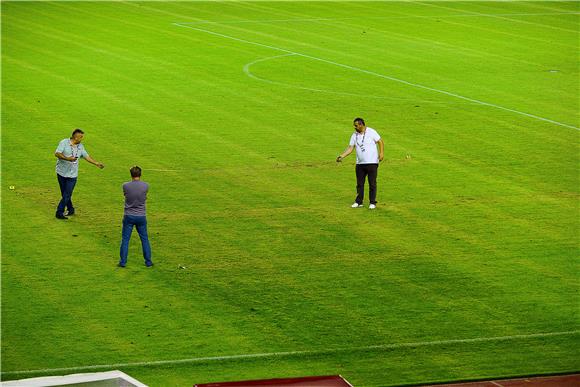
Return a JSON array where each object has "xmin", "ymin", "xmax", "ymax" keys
[
  {"xmin": 56, "ymin": 214, "xmax": 68, "ymax": 220},
  {"xmin": 117, "ymin": 263, "xmax": 126, "ymax": 268},
  {"xmin": 66, "ymin": 211, "xmax": 75, "ymax": 216},
  {"xmin": 146, "ymin": 263, "xmax": 154, "ymax": 268}
]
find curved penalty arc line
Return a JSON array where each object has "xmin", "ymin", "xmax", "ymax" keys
[{"xmin": 243, "ymin": 54, "xmax": 453, "ymax": 104}]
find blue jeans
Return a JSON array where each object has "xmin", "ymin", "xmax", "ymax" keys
[
  {"xmin": 119, "ymin": 215, "xmax": 152, "ymax": 266},
  {"xmin": 56, "ymin": 174, "xmax": 77, "ymax": 216}
]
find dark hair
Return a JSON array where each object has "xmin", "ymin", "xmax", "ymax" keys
[
  {"xmin": 353, "ymin": 117, "xmax": 365, "ymax": 125},
  {"xmin": 71, "ymin": 128, "xmax": 84, "ymax": 137},
  {"xmin": 130, "ymin": 166, "xmax": 142, "ymax": 178}
]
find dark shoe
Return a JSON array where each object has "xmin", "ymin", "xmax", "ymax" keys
[
  {"xmin": 66, "ymin": 211, "xmax": 75, "ymax": 216},
  {"xmin": 145, "ymin": 262, "xmax": 154, "ymax": 267},
  {"xmin": 117, "ymin": 263, "xmax": 126, "ymax": 268},
  {"xmin": 56, "ymin": 213, "xmax": 68, "ymax": 220}
]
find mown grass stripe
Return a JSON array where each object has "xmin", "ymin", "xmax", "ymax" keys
[{"xmin": 3, "ymin": 330, "xmax": 578, "ymax": 376}]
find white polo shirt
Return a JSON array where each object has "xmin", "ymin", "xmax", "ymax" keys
[
  {"xmin": 349, "ymin": 127, "xmax": 381, "ymax": 164},
  {"xmin": 55, "ymin": 138, "xmax": 89, "ymax": 178}
]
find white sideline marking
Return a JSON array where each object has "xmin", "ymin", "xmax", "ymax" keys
[
  {"xmin": 3, "ymin": 330, "xmax": 578, "ymax": 375},
  {"xmin": 175, "ymin": 12, "xmax": 580, "ymax": 25},
  {"xmin": 143, "ymin": 168, "xmax": 181, "ymax": 172},
  {"xmin": 415, "ymin": 2, "xmax": 579, "ymax": 34},
  {"xmin": 173, "ymin": 23, "xmax": 579, "ymax": 131}
]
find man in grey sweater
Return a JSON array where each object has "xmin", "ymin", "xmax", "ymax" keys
[{"xmin": 119, "ymin": 166, "xmax": 153, "ymax": 268}]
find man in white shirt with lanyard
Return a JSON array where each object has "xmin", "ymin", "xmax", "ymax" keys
[
  {"xmin": 54, "ymin": 128, "xmax": 105, "ymax": 219},
  {"xmin": 336, "ymin": 118, "xmax": 384, "ymax": 209}
]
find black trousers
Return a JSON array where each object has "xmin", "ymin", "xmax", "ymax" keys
[{"xmin": 355, "ymin": 163, "xmax": 378, "ymax": 205}]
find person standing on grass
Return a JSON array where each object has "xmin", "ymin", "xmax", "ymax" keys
[
  {"xmin": 54, "ymin": 128, "xmax": 105, "ymax": 219},
  {"xmin": 119, "ymin": 166, "xmax": 153, "ymax": 268},
  {"xmin": 336, "ymin": 118, "xmax": 384, "ymax": 209}
]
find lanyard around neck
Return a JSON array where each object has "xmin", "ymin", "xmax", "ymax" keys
[
  {"xmin": 70, "ymin": 141, "xmax": 80, "ymax": 158},
  {"xmin": 356, "ymin": 131, "xmax": 366, "ymax": 147}
]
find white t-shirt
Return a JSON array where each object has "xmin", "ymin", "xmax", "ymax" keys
[{"xmin": 349, "ymin": 127, "xmax": 381, "ymax": 164}]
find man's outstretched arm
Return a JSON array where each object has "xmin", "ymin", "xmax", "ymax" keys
[
  {"xmin": 336, "ymin": 145, "xmax": 354, "ymax": 162},
  {"xmin": 84, "ymin": 155, "xmax": 105, "ymax": 169}
]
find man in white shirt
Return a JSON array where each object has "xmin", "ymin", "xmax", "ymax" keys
[{"xmin": 336, "ymin": 118, "xmax": 384, "ymax": 209}]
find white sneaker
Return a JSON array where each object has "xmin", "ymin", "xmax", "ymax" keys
[
  {"xmin": 351, "ymin": 202, "xmax": 363, "ymax": 208},
  {"xmin": 369, "ymin": 204, "xmax": 376, "ymax": 209}
]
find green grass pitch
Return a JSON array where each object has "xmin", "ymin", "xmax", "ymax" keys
[{"xmin": 1, "ymin": 1, "xmax": 579, "ymax": 386}]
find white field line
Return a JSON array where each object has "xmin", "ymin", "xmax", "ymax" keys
[
  {"xmin": 242, "ymin": 54, "xmax": 390, "ymax": 98},
  {"xmin": 173, "ymin": 23, "xmax": 579, "ymax": 131},
  {"xmin": 175, "ymin": 12, "xmax": 580, "ymax": 25},
  {"xmin": 243, "ymin": 54, "xmax": 445, "ymax": 103},
  {"xmin": 429, "ymin": 374, "xmax": 577, "ymax": 387},
  {"xmin": 143, "ymin": 168, "xmax": 182, "ymax": 172},
  {"xmin": 2, "ymin": 330, "xmax": 578, "ymax": 376},
  {"xmin": 414, "ymin": 2, "xmax": 579, "ymax": 34}
]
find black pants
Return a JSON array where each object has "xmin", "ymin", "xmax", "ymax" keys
[{"xmin": 355, "ymin": 163, "xmax": 378, "ymax": 205}]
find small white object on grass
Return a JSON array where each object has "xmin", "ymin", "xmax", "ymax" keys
[{"xmin": 9, "ymin": 186, "xmax": 15, "ymax": 190}]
